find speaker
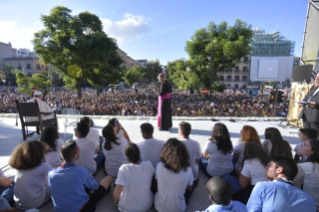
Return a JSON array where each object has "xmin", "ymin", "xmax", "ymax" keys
[{"xmin": 291, "ymin": 65, "xmax": 313, "ymax": 83}]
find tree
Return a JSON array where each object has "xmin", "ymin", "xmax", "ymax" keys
[
  {"xmin": 124, "ymin": 66, "xmax": 142, "ymax": 86},
  {"xmin": 15, "ymin": 72, "xmax": 52, "ymax": 97},
  {"xmin": 15, "ymin": 72, "xmax": 32, "ymax": 96},
  {"xmin": 185, "ymin": 19, "xmax": 253, "ymax": 88},
  {"xmin": 146, "ymin": 60, "xmax": 163, "ymax": 82},
  {"xmin": 86, "ymin": 49, "xmax": 123, "ymax": 95},
  {"xmin": 166, "ymin": 59, "xmax": 201, "ymax": 90},
  {"xmin": 0, "ymin": 64, "xmax": 17, "ymax": 86},
  {"xmin": 31, "ymin": 73, "xmax": 52, "ymax": 98},
  {"xmin": 33, "ymin": 6, "xmax": 122, "ymax": 99}
]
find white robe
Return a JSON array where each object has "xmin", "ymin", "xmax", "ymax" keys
[{"xmin": 25, "ymin": 97, "xmax": 56, "ymax": 122}]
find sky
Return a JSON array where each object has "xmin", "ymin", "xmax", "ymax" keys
[{"xmin": 0, "ymin": 0, "xmax": 308, "ymax": 66}]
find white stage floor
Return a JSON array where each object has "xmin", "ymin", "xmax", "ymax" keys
[{"xmin": 0, "ymin": 117, "xmax": 300, "ymax": 212}]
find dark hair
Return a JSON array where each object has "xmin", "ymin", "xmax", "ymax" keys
[
  {"xmin": 160, "ymin": 138, "xmax": 190, "ymax": 173},
  {"xmin": 206, "ymin": 177, "xmax": 232, "ymax": 205},
  {"xmin": 60, "ymin": 140, "xmax": 78, "ymax": 162},
  {"xmin": 179, "ymin": 122, "xmax": 191, "ymax": 137},
  {"xmin": 103, "ymin": 124, "xmax": 119, "ymax": 150},
  {"xmin": 271, "ymin": 155, "xmax": 298, "ymax": 181},
  {"xmin": 140, "ymin": 123, "xmax": 154, "ymax": 136},
  {"xmin": 76, "ymin": 122, "xmax": 90, "ymax": 137},
  {"xmin": 265, "ymin": 127, "xmax": 292, "ymax": 158},
  {"xmin": 306, "ymin": 138, "xmax": 319, "ymax": 163},
  {"xmin": 299, "ymin": 128, "xmax": 318, "ymax": 139},
  {"xmin": 40, "ymin": 126, "xmax": 59, "ymax": 152},
  {"xmin": 243, "ymin": 142, "xmax": 268, "ymax": 166},
  {"xmin": 108, "ymin": 118, "xmax": 117, "ymax": 127},
  {"xmin": 10, "ymin": 140, "xmax": 49, "ymax": 170},
  {"xmin": 210, "ymin": 123, "xmax": 233, "ymax": 155},
  {"xmin": 125, "ymin": 143, "xmax": 140, "ymax": 163},
  {"xmin": 80, "ymin": 117, "xmax": 91, "ymax": 126}
]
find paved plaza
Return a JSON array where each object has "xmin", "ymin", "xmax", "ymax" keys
[{"xmin": 0, "ymin": 116, "xmax": 300, "ymax": 212}]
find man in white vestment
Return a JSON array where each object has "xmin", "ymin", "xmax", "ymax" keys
[{"xmin": 26, "ymin": 91, "xmax": 57, "ymax": 122}]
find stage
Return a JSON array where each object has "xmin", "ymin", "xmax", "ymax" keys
[{"xmin": 0, "ymin": 117, "xmax": 300, "ymax": 212}]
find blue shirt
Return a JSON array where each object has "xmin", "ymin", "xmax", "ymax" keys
[
  {"xmin": 197, "ymin": 201, "xmax": 248, "ymax": 212},
  {"xmin": 246, "ymin": 181, "xmax": 316, "ymax": 212},
  {"xmin": 48, "ymin": 163, "xmax": 99, "ymax": 212}
]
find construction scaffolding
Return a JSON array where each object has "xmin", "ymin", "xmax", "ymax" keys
[{"xmin": 251, "ymin": 28, "xmax": 295, "ymax": 57}]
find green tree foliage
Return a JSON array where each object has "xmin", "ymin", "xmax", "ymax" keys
[
  {"xmin": 15, "ymin": 72, "xmax": 52, "ymax": 97},
  {"xmin": 15, "ymin": 72, "xmax": 32, "ymax": 96},
  {"xmin": 31, "ymin": 73, "xmax": 52, "ymax": 97},
  {"xmin": 185, "ymin": 19, "xmax": 253, "ymax": 88},
  {"xmin": 124, "ymin": 66, "xmax": 142, "ymax": 86},
  {"xmin": 0, "ymin": 64, "xmax": 17, "ymax": 85},
  {"xmin": 166, "ymin": 59, "xmax": 201, "ymax": 90},
  {"xmin": 33, "ymin": 6, "xmax": 122, "ymax": 99},
  {"xmin": 146, "ymin": 60, "xmax": 164, "ymax": 82}
]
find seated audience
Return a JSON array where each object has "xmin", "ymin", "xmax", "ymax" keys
[
  {"xmin": 9, "ymin": 140, "xmax": 52, "ymax": 210},
  {"xmin": 0, "ymin": 168, "xmax": 14, "ymax": 205},
  {"xmin": 40, "ymin": 126, "xmax": 64, "ymax": 167},
  {"xmin": 246, "ymin": 156, "xmax": 316, "ymax": 212},
  {"xmin": 0, "ymin": 197, "xmax": 39, "ymax": 212},
  {"xmin": 80, "ymin": 117, "xmax": 101, "ymax": 146},
  {"xmin": 262, "ymin": 127, "xmax": 292, "ymax": 158},
  {"xmin": 113, "ymin": 143, "xmax": 154, "ymax": 212},
  {"xmin": 48, "ymin": 140, "xmax": 113, "ymax": 212},
  {"xmin": 102, "ymin": 124, "xmax": 128, "ymax": 178},
  {"xmin": 293, "ymin": 138, "xmax": 319, "ymax": 211},
  {"xmin": 74, "ymin": 122, "xmax": 103, "ymax": 175},
  {"xmin": 179, "ymin": 122, "xmax": 201, "ymax": 181},
  {"xmin": 200, "ymin": 123, "xmax": 233, "ymax": 178},
  {"xmin": 294, "ymin": 128, "xmax": 317, "ymax": 162},
  {"xmin": 155, "ymin": 138, "xmax": 193, "ymax": 212},
  {"xmin": 233, "ymin": 125, "xmax": 262, "ymax": 174},
  {"xmin": 225, "ymin": 142, "xmax": 268, "ymax": 204},
  {"xmin": 138, "ymin": 123, "xmax": 165, "ymax": 168},
  {"xmin": 108, "ymin": 118, "xmax": 131, "ymax": 142},
  {"xmin": 198, "ymin": 177, "xmax": 247, "ymax": 212}
]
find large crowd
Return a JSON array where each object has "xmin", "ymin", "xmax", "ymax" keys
[
  {"xmin": 0, "ymin": 118, "xmax": 318, "ymax": 211},
  {"xmin": 1, "ymin": 86, "xmax": 290, "ymax": 117}
]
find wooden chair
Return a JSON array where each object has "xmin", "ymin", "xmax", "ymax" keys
[{"xmin": 15, "ymin": 99, "xmax": 58, "ymax": 140}]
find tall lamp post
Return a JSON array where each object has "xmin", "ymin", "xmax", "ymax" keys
[{"xmin": 210, "ymin": 24, "xmax": 213, "ymax": 103}]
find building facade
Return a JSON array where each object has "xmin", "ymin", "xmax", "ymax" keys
[
  {"xmin": 4, "ymin": 57, "xmax": 49, "ymax": 76},
  {"xmin": 126, "ymin": 56, "xmax": 136, "ymax": 70},
  {"xmin": 135, "ymin": 59, "xmax": 148, "ymax": 67},
  {"xmin": 0, "ymin": 42, "xmax": 14, "ymax": 65},
  {"xmin": 217, "ymin": 55, "xmax": 250, "ymax": 89}
]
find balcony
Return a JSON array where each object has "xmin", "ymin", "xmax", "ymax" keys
[
  {"xmin": 242, "ymin": 69, "xmax": 249, "ymax": 72},
  {"xmin": 234, "ymin": 69, "xmax": 240, "ymax": 73},
  {"xmin": 234, "ymin": 79, "xmax": 240, "ymax": 81},
  {"xmin": 242, "ymin": 78, "xmax": 248, "ymax": 81},
  {"xmin": 226, "ymin": 78, "xmax": 232, "ymax": 81}
]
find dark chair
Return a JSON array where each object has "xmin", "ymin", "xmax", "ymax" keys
[{"xmin": 15, "ymin": 99, "xmax": 58, "ymax": 140}]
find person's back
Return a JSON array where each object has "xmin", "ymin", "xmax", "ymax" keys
[
  {"xmin": 138, "ymin": 123, "xmax": 165, "ymax": 168},
  {"xmin": 155, "ymin": 162, "xmax": 193, "ymax": 212},
  {"xmin": 114, "ymin": 143, "xmax": 154, "ymax": 212},
  {"xmin": 139, "ymin": 138, "xmax": 165, "ymax": 168},
  {"xmin": 75, "ymin": 137, "xmax": 98, "ymax": 174},
  {"xmin": 49, "ymin": 164, "xmax": 98, "ymax": 211},
  {"xmin": 247, "ymin": 180, "xmax": 315, "ymax": 212},
  {"xmin": 103, "ymin": 136, "xmax": 128, "ymax": 177},
  {"xmin": 179, "ymin": 122, "xmax": 201, "ymax": 179}
]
